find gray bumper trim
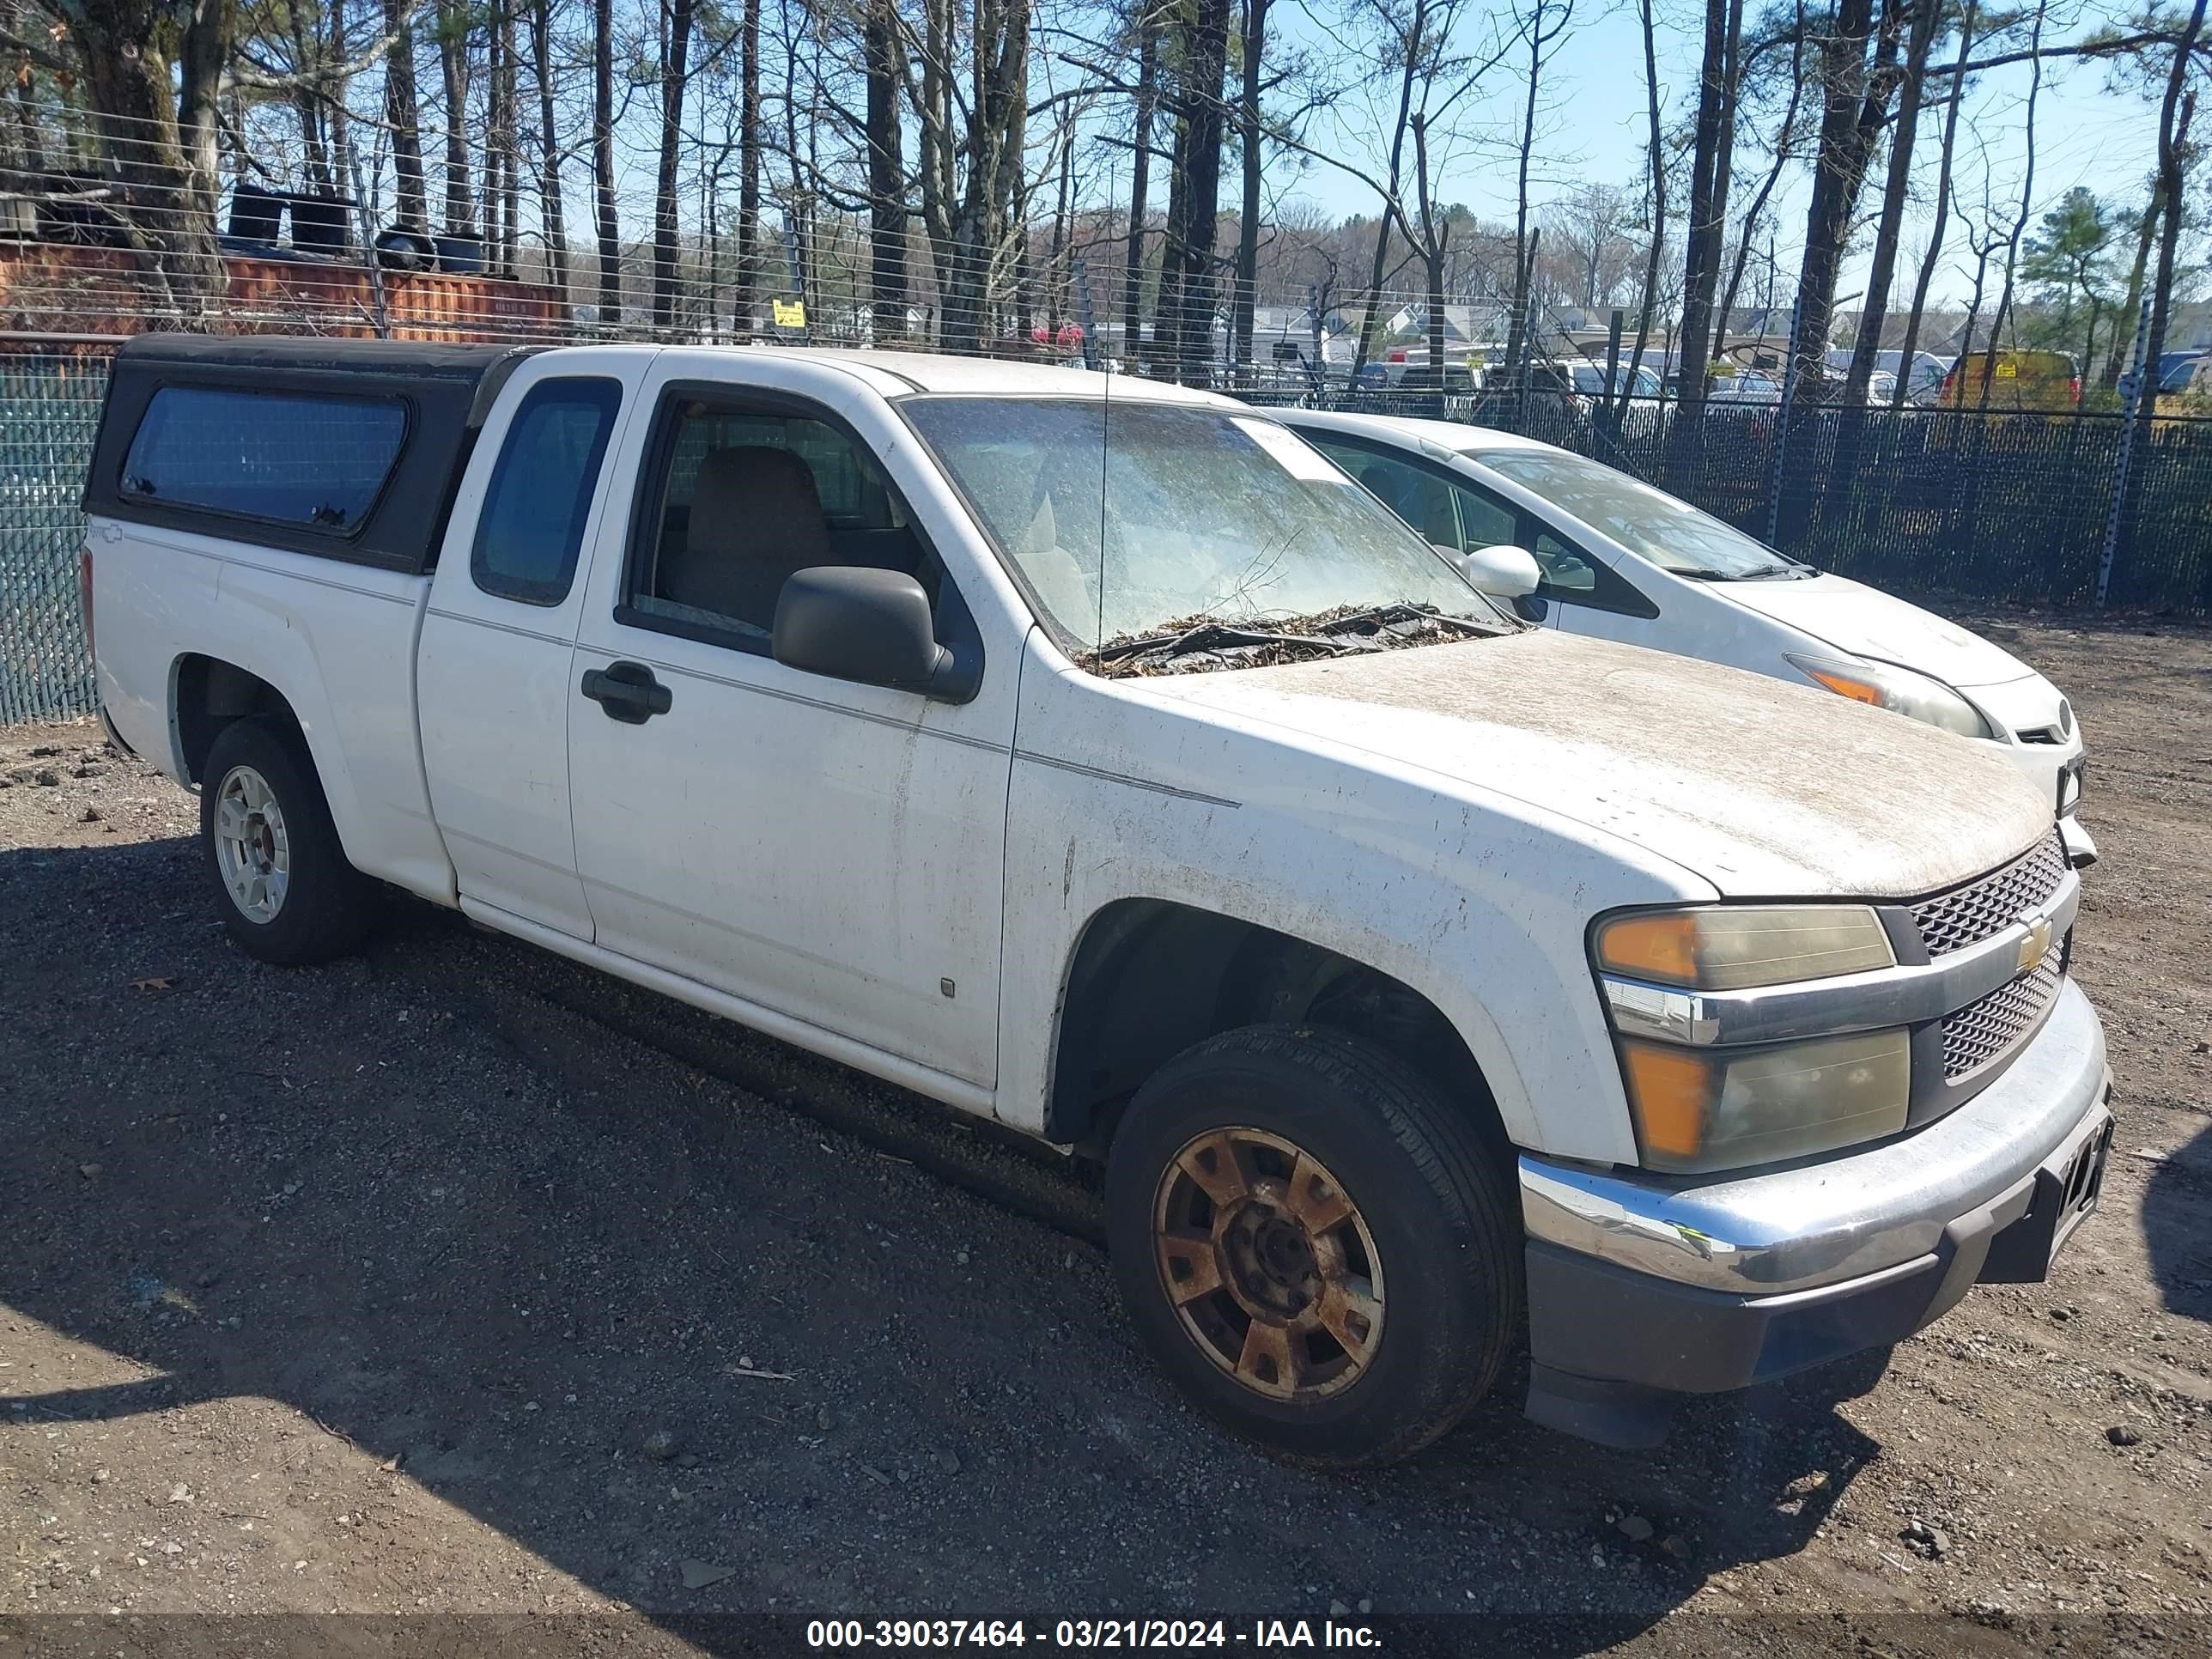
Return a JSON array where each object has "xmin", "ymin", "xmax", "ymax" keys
[{"xmin": 1519, "ymin": 978, "xmax": 2109, "ymax": 1296}]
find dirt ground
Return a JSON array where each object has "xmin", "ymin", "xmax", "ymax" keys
[{"xmin": 2, "ymin": 611, "xmax": 2208, "ymax": 1658}]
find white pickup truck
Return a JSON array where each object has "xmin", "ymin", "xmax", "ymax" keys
[{"xmin": 85, "ymin": 335, "xmax": 2113, "ymax": 1466}]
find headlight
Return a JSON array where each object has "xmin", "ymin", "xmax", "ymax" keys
[
  {"xmin": 1786, "ymin": 653, "xmax": 1996, "ymax": 740},
  {"xmin": 1618, "ymin": 1029, "xmax": 1911, "ymax": 1173},
  {"xmin": 1595, "ymin": 904, "xmax": 1895, "ymax": 990},
  {"xmin": 1594, "ymin": 902, "xmax": 1911, "ymax": 1173}
]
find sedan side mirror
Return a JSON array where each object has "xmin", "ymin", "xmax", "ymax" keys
[
  {"xmin": 773, "ymin": 567, "xmax": 955, "ymax": 696},
  {"xmin": 1449, "ymin": 542, "xmax": 1542, "ymax": 599}
]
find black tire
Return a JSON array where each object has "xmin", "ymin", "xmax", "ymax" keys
[
  {"xmin": 199, "ymin": 715, "xmax": 378, "ymax": 966},
  {"xmin": 1105, "ymin": 1024, "xmax": 1521, "ymax": 1468}
]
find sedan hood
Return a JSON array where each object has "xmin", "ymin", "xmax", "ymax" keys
[
  {"xmin": 1714, "ymin": 572, "xmax": 2033, "ymax": 690},
  {"xmin": 1142, "ymin": 631, "xmax": 2050, "ymax": 898}
]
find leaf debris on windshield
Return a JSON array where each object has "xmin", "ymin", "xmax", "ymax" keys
[{"xmin": 1082, "ymin": 604, "xmax": 1497, "ymax": 678}]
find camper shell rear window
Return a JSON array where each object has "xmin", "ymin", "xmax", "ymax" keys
[
  {"xmin": 83, "ymin": 334, "xmax": 536, "ymax": 574},
  {"xmin": 120, "ymin": 386, "xmax": 409, "ymax": 535}
]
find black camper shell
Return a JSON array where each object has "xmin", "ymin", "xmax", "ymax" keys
[{"xmin": 83, "ymin": 334, "xmax": 538, "ymax": 574}]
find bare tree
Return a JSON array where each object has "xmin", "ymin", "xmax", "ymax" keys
[
  {"xmin": 386, "ymin": 0, "xmax": 428, "ymax": 228},
  {"xmin": 2124, "ymin": 0, "xmax": 2208, "ymax": 480},
  {"xmin": 1675, "ymin": 0, "xmax": 1745, "ymax": 414},
  {"xmin": 1842, "ymin": 0, "xmax": 1944, "ymax": 405},
  {"xmin": 1501, "ymin": 0, "xmax": 1575, "ymax": 386},
  {"xmin": 1970, "ymin": 0, "xmax": 2046, "ymax": 409},
  {"xmin": 489, "ymin": 0, "xmax": 519, "ymax": 275},
  {"xmin": 1231, "ymin": 0, "xmax": 1273, "ymax": 380},
  {"xmin": 1156, "ymin": 0, "xmax": 1229, "ymax": 381},
  {"xmin": 1617, "ymin": 0, "xmax": 1666, "ymax": 413},
  {"xmin": 437, "ymin": 0, "xmax": 475, "ymax": 235},
  {"xmin": 865, "ymin": 0, "xmax": 907, "ymax": 335},
  {"xmin": 738, "ymin": 0, "xmax": 762, "ymax": 330},
  {"xmin": 1544, "ymin": 184, "xmax": 1636, "ymax": 310},
  {"xmin": 653, "ymin": 0, "xmax": 697, "ymax": 331},
  {"xmin": 1789, "ymin": 0, "xmax": 1905, "ymax": 402},
  {"xmin": 1891, "ymin": 0, "xmax": 1978, "ymax": 409},
  {"xmin": 1715, "ymin": 0, "xmax": 1809, "ymax": 364},
  {"xmin": 913, "ymin": 0, "xmax": 1030, "ymax": 350},
  {"xmin": 1119, "ymin": 9, "xmax": 1163, "ymax": 362},
  {"xmin": 23, "ymin": 0, "xmax": 237, "ymax": 324},
  {"xmin": 594, "ymin": 0, "xmax": 620, "ymax": 317},
  {"xmin": 526, "ymin": 0, "xmax": 568, "ymax": 299}
]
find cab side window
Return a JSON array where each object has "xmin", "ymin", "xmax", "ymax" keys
[
  {"xmin": 471, "ymin": 377, "xmax": 623, "ymax": 605},
  {"xmin": 624, "ymin": 398, "xmax": 926, "ymax": 645}
]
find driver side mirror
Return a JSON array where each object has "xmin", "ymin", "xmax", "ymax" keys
[
  {"xmin": 1440, "ymin": 542, "xmax": 1541, "ymax": 599},
  {"xmin": 772, "ymin": 567, "xmax": 962, "ymax": 698}
]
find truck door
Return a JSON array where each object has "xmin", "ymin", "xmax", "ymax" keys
[
  {"xmin": 564, "ymin": 361, "xmax": 1013, "ymax": 1094},
  {"xmin": 418, "ymin": 356, "xmax": 641, "ymax": 938}
]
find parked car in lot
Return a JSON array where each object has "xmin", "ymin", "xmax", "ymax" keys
[
  {"xmin": 1705, "ymin": 368, "xmax": 1784, "ymax": 404},
  {"xmin": 1826, "ymin": 348, "xmax": 1949, "ymax": 404},
  {"xmin": 1272, "ymin": 409, "xmax": 2094, "ymax": 860},
  {"xmin": 86, "ymin": 335, "xmax": 2112, "ymax": 1465},
  {"xmin": 1566, "ymin": 362, "xmax": 1663, "ymax": 402}
]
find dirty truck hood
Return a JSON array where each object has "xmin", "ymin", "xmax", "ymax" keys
[
  {"xmin": 1145, "ymin": 631, "xmax": 2050, "ymax": 898},
  {"xmin": 1717, "ymin": 572, "xmax": 2034, "ymax": 690}
]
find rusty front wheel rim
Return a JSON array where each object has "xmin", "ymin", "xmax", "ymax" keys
[{"xmin": 1152, "ymin": 1127, "xmax": 1385, "ymax": 1404}]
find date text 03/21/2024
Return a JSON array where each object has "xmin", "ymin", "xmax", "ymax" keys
[{"xmin": 805, "ymin": 1620, "xmax": 1383, "ymax": 1650}]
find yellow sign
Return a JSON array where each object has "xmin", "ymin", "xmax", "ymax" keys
[{"xmin": 772, "ymin": 298, "xmax": 807, "ymax": 329}]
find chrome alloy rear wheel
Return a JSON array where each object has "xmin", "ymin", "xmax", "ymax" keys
[{"xmin": 211, "ymin": 763, "xmax": 290, "ymax": 922}]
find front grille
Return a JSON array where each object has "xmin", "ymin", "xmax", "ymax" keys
[
  {"xmin": 1911, "ymin": 830, "xmax": 2068, "ymax": 957},
  {"xmin": 1941, "ymin": 949, "xmax": 2064, "ymax": 1079}
]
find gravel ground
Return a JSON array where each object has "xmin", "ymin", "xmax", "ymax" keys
[{"xmin": 2, "ymin": 611, "xmax": 2208, "ymax": 1657}]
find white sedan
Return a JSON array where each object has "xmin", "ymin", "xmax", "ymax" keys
[{"xmin": 1272, "ymin": 409, "xmax": 2094, "ymax": 865}]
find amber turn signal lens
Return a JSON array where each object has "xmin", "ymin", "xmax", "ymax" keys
[
  {"xmin": 1617, "ymin": 1041, "xmax": 1713, "ymax": 1161},
  {"xmin": 1802, "ymin": 666, "xmax": 1886, "ymax": 707},
  {"xmin": 1595, "ymin": 912, "xmax": 1701, "ymax": 986}
]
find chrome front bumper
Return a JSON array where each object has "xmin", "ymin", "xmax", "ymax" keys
[
  {"xmin": 1518, "ymin": 979, "xmax": 2112, "ymax": 1445},
  {"xmin": 1520, "ymin": 977, "xmax": 2110, "ymax": 1297}
]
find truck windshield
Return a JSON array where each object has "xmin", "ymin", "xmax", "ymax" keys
[
  {"xmin": 1466, "ymin": 449, "xmax": 1808, "ymax": 580},
  {"xmin": 904, "ymin": 398, "xmax": 1509, "ymax": 666}
]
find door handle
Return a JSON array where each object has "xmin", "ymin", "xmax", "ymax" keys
[{"xmin": 580, "ymin": 660, "xmax": 672, "ymax": 724}]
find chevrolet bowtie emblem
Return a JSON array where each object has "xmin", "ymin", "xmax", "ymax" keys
[{"xmin": 2017, "ymin": 915, "xmax": 2054, "ymax": 975}]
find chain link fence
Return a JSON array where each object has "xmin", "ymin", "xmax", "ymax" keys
[{"xmin": 0, "ymin": 346, "xmax": 107, "ymax": 723}]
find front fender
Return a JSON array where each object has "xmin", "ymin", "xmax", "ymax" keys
[{"xmin": 997, "ymin": 643, "xmax": 1715, "ymax": 1164}]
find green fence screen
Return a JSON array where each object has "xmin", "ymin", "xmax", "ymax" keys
[{"xmin": 0, "ymin": 349, "xmax": 108, "ymax": 724}]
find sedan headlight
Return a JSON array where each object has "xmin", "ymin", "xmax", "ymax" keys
[
  {"xmin": 1595, "ymin": 903, "xmax": 1911, "ymax": 1174},
  {"xmin": 1786, "ymin": 653, "xmax": 1997, "ymax": 740}
]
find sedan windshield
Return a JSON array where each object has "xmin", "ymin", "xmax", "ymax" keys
[
  {"xmin": 905, "ymin": 398, "xmax": 1510, "ymax": 664},
  {"xmin": 1466, "ymin": 448, "xmax": 1807, "ymax": 580}
]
